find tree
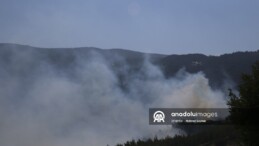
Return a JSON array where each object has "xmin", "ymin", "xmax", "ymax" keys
[{"xmin": 228, "ymin": 61, "xmax": 259, "ymax": 145}]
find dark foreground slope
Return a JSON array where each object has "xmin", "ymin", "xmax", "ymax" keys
[{"xmin": 116, "ymin": 126, "xmax": 239, "ymax": 146}]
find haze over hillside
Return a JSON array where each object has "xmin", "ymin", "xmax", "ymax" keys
[
  {"xmin": 0, "ymin": 43, "xmax": 259, "ymax": 146},
  {"xmin": 1, "ymin": 43, "xmax": 258, "ymax": 86}
]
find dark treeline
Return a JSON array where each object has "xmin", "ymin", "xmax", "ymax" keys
[{"xmin": 115, "ymin": 126, "xmax": 240, "ymax": 146}]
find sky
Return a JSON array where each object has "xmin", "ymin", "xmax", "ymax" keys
[{"xmin": 0, "ymin": 0, "xmax": 259, "ymax": 55}]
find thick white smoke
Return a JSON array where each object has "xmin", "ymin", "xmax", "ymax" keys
[{"xmin": 0, "ymin": 50, "xmax": 227, "ymax": 146}]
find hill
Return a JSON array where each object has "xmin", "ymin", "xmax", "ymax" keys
[{"xmin": 1, "ymin": 43, "xmax": 258, "ymax": 88}]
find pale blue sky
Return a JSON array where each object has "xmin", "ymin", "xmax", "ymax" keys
[{"xmin": 0, "ymin": 0, "xmax": 258, "ymax": 55}]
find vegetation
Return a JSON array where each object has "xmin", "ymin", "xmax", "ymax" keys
[
  {"xmin": 228, "ymin": 61, "xmax": 259, "ymax": 145},
  {"xmin": 115, "ymin": 126, "xmax": 239, "ymax": 146}
]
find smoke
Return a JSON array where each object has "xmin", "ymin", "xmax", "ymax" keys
[{"xmin": 0, "ymin": 48, "xmax": 227, "ymax": 146}]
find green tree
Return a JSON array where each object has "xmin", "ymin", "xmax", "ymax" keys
[{"xmin": 228, "ymin": 61, "xmax": 259, "ymax": 145}]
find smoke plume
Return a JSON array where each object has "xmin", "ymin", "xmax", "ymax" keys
[{"xmin": 0, "ymin": 48, "xmax": 227, "ymax": 146}]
